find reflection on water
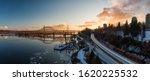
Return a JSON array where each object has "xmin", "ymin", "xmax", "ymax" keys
[
  {"xmin": 0, "ymin": 35, "xmax": 15, "ymax": 39},
  {"xmin": 0, "ymin": 35, "xmax": 72, "ymax": 64}
]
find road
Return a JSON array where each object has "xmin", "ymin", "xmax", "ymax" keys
[
  {"xmin": 77, "ymin": 35, "xmax": 118, "ymax": 64},
  {"xmin": 91, "ymin": 33, "xmax": 136, "ymax": 64}
]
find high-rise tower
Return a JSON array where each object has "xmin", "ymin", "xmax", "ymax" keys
[{"xmin": 146, "ymin": 14, "xmax": 150, "ymax": 29}]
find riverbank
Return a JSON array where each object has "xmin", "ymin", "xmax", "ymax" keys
[{"xmin": 70, "ymin": 35, "xmax": 102, "ymax": 64}]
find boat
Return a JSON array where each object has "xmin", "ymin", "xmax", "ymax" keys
[
  {"xmin": 54, "ymin": 43, "xmax": 69, "ymax": 51},
  {"xmin": 54, "ymin": 40, "xmax": 77, "ymax": 51}
]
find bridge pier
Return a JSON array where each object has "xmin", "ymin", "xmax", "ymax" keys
[{"xmin": 52, "ymin": 32, "xmax": 55, "ymax": 39}]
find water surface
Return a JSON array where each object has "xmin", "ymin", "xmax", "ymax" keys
[{"xmin": 0, "ymin": 36, "xmax": 71, "ymax": 64}]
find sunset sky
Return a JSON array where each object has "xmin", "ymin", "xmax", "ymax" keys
[{"xmin": 0, "ymin": 0, "xmax": 150, "ymax": 30}]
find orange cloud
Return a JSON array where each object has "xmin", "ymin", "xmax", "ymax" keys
[
  {"xmin": 97, "ymin": 7, "xmax": 132, "ymax": 24},
  {"xmin": 43, "ymin": 24, "xmax": 83, "ymax": 31},
  {"xmin": 78, "ymin": 21, "xmax": 97, "ymax": 28},
  {"xmin": 97, "ymin": 0, "xmax": 150, "ymax": 25},
  {"xmin": 84, "ymin": 21, "xmax": 97, "ymax": 25}
]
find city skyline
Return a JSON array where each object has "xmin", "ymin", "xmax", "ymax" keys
[{"xmin": 0, "ymin": 0, "xmax": 150, "ymax": 30}]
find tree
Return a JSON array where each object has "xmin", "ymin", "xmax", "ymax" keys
[
  {"xmin": 117, "ymin": 22, "xmax": 121, "ymax": 28},
  {"xmin": 142, "ymin": 22, "xmax": 146, "ymax": 38},
  {"xmin": 80, "ymin": 28, "xmax": 92, "ymax": 37},
  {"xmin": 123, "ymin": 20, "xmax": 130, "ymax": 37},
  {"xmin": 130, "ymin": 17, "xmax": 141, "ymax": 39}
]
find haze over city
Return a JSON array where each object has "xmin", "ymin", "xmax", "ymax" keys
[{"xmin": 0, "ymin": 0, "xmax": 150, "ymax": 30}]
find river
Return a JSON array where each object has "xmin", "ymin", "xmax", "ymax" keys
[{"xmin": 0, "ymin": 35, "xmax": 72, "ymax": 64}]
